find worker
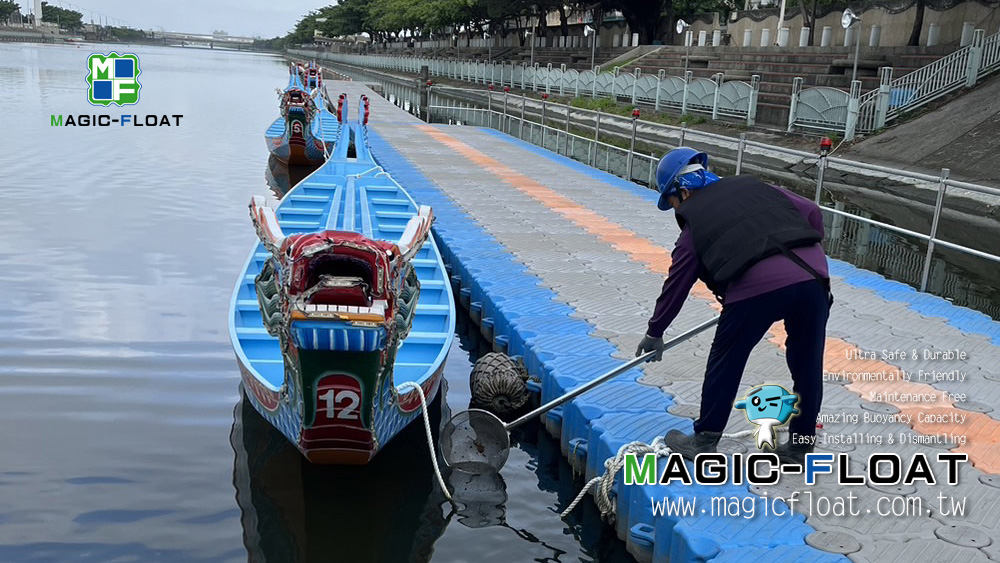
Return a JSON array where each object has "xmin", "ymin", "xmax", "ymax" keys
[{"xmin": 635, "ymin": 147, "xmax": 832, "ymax": 465}]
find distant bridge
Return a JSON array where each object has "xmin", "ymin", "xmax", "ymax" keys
[{"xmin": 158, "ymin": 31, "xmax": 255, "ymax": 49}]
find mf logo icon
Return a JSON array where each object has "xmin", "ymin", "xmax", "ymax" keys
[{"xmin": 87, "ymin": 52, "xmax": 141, "ymax": 106}]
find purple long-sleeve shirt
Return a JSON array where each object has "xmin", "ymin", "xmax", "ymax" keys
[{"xmin": 646, "ymin": 187, "xmax": 828, "ymax": 339}]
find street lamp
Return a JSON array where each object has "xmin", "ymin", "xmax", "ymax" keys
[
  {"xmin": 676, "ymin": 19, "xmax": 691, "ymax": 75},
  {"xmin": 526, "ymin": 30, "xmax": 534, "ymax": 66},
  {"xmin": 484, "ymin": 31, "xmax": 492, "ymax": 62},
  {"xmin": 584, "ymin": 24, "xmax": 597, "ymax": 71},
  {"xmin": 842, "ymin": 9, "xmax": 861, "ymax": 84}
]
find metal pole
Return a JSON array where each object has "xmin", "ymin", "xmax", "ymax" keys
[
  {"xmin": 504, "ymin": 316, "xmax": 720, "ymax": 431},
  {"xmin": 626, "ymin": 113, "xmax": 638, "ymax": 180},
  {"xmin": 592, "ymin": 109, "xmax": 602, "ymax": 166},
  {"xmin": 814, "ymin": 155, "xmax": 827, "ymax": 203},
  {"xmin": 919, "ymin": 168, "xmax": 949, "ymax": 292},
  {"xmin": 487, "ymin": 90, "xmax": 492, "ymax": 129},
  {"xmin": 519, "ymin": 94, "xmax": 526, "ymax": 138},
  {"xmin": 684, "ymin": 31, "xmax": 691, "ymax": 76},
  {"xmin": 851, "ymin": 21, "xmax": 861, "ymax": 85},
  {"xmin": 735, "ymin": 133, "xmax": 747, "ymax": 175},
  {"xmin": 591, "ymin": 33, "xmax": 597, "ymax": 70},
  {"xmin": 679, "ymin": 121, "xmax": 687, "ymax": 146},
  {"xmin": 503, "ymin": 91, "xmax": 508, "ymax": 133},
  {"xmin": 564, "ymin": 104, "xmax": 571, "ymax": 154},
  {"xmin": 541, "ymin": 97, "xmax": 547, "ymax": 148}
]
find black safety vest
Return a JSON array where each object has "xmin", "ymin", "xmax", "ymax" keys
[{"xmin": 675, "ymin": 176, "xmax": 823, "ymax": 300}]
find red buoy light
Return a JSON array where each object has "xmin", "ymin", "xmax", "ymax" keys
[{"xmin": 820, "ymin": 137, "xmax": 833, "ymax": 156}]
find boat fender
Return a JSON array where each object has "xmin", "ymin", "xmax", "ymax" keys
[{"xmin": 469, "ymin": 353, "xmax": 530, "ymax": 416}]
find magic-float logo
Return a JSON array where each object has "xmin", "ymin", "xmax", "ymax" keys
[
  {"xmin": 87, "ymin": 52, "xmax": 141, "ymax": 106},
  {"xmin": 50, "ymin": 52, "xmax": 182, "ymax": 127}
]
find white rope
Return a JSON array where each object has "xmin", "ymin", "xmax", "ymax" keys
[
  {"xmin": 560, "ymin": 427, "xmax": 790, "ymax": 520},
  {"xmin": 561, "ymin": 437, "xmax": 671, "ymax": 521},
  {"xmin": 398, "ymin": 381, "xmax": 453, "ymax": 503}
]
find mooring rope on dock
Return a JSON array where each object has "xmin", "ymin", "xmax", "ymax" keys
[
  {"xmin": 560, "ymin": 428, "xmax": 788, "ymax": 521},
  {"xmin": 398, "ymin": 381, "xmax": 454, "ymax": 504}
]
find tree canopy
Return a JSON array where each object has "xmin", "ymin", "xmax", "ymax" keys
[
  {"xmin": 0, "ymin": 1, "xmax": 20, "ymax": 25},
  {"xmin": 276, "ymin": 0, "xmax": 735, "ymax": 47},
  {"xmin": 41, "ymin": 1, "xmax": 83, "ymax": 30}
]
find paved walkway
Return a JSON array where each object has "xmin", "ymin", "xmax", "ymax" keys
[{"xmin": 330, "ymin": 80, "xmax": 1000, "ymax": 562}]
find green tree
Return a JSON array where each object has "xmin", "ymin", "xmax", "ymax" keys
[
  {"xmin": 0, "ymin": 1, "xmax": 20, "ymax": 25},
  {"xmin": 41, "ymin": 1, "xmax": 83, "ymax": 30},
  {"xmin": 608, "ymin": 0, "xmax": 668, "ymax": 45}
]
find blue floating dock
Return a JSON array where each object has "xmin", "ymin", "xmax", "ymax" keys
[{"xmin": 343, "ymin": 81, "xmax": 1000, "ymax": 563}]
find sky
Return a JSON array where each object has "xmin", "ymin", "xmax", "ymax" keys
[{"xmin": 35, "ymin": 0, "xmax": 325, "ymax": 38}]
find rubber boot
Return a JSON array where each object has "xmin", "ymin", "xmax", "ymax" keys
[{"xmin": 665, "ymin": 429, "xmax": 722, "ymax": 461}]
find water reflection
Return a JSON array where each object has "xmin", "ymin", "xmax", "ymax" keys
[
  {"xmin": 231, "ymin": 388, "xmax": 450, "ymax": 563},
  {"xmin": 265, "ymin": 155, "xmax": 316, "ymax": 198}
]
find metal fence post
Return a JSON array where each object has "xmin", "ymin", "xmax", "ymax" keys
[
  {"xmin": 815, "ymin": 155, "xmax": 827, "ymax": 203},
  {"xmin": 682, "ymin": 70, "xmax": 693, "ymax": 115},
  {"xmin": 519, "ymin": 93, "xmax": 526, "ymax": 138},
  {"xmin": 632, "ymin": 68, "xmax": 641, "ymax": 104},
  {"xmin": 564, "ymin": 104, "xmax": 571, "ymax": 155},
  {"xmin": 541, "ymin": 94, "xmax": 548, "ymax": 148},
  {"xmin": 748, "ymin": 75, "xmax": 760, "ymax": 126},
  {"xmin": 735, "ymin": 133, "xmax": 747, "ymax": 175},
  {"xmin": 711, "ymin": 72, "xmax": 723, "ymax": 121},
  {"xmin": 487, "ymin": 87, "xmax": 493, "ymax": 129},
  {"xmin": 875, "ymin": 67, "xmax": 893, "ymax": 129},
  {"xmin": 919, "ymin": 168, "xmax": 950, "ymax": 292},
  {"xmin": 626, "ymin": 109, "xmax": 640, "ymax": 180},
  {"xmin": 592, "ymin": 109, "xmax": 602, "ymax": 166},
  {"xmin": 655, "ymin": 70, "xmax": 665, "ymax": 111},
  {"xmin": 844, "ymin": 80, "xmax": 861, "ymax": 142},
  {"xmin": 966, "ymin": 29, "xmax": 985, "ymax": 87},
  {"xmin": 503, "ymin": 87, "xmax": 509, "ymax": 134},
  {"xmin": 787, "ymin": 77, "xmax": 802, "ymax": 132}
]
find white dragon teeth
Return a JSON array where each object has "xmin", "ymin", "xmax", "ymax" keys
[{"xmin": 299, "ymin": 300, "xmax": 388, "ymax": 315}]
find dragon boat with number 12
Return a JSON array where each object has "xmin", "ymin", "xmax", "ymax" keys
[{"xmin": 231, "ymin": 95, "xmax": 455, "ymax": 464}]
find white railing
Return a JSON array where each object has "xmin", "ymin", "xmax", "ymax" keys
[
  {"xmin": 788, "ymin": 28, "xmax": 1000, "ymax": 140},
  {"xmin": 289, "ymin": 49, "xmax": 761, "ymax": 126},
  {"xmin": 981, "ymin": 30, "xmax": 1000, "ymax": 75}
]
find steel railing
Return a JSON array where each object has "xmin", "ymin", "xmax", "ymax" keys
[{"xmin": 426, "ymin": 94, "xmax": 1000, "ymax": 296}]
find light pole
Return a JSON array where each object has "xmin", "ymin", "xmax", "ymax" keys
[
  {"xmin": 676, "ymin": 19, "xmax": 691, "ymax": 76},
  {"xmin": 485, "ymin": 32, "xmax": 492, "ymax": 62},
  {"xmin": 584, "ymin": 24, "xmax": 597, "ymax": 70},
  {"xmin": 842, "ymin": 9, "xmax": 862, "ymax": 84},
  {"xmin": 526, "ymin": 30, "xmax": 534, "ymax": 66}
]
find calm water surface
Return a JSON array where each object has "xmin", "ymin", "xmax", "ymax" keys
[{"xmin": 0, "ymin": 43, "xmax": 630, "ymax": 562}]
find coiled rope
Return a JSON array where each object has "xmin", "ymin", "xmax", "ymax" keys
[
  {"xmin": 560, "ymin": 428, "xmax": 788, "ymax": 521},
  {"xmin": 397, "ymin": 381, "xmax": 454, "ymax": 504}
]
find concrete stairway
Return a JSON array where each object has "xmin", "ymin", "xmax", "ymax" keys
[{"xmin": 621, "ymin": 45, "xmax": 957, "ymax": 127}]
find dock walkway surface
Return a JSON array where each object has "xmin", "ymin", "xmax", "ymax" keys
[{"xmin": 328, "ymin": 81, "xmax": 1000, "ymax": 563}]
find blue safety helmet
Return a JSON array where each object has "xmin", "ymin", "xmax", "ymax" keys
[{"xmin": 655, "ymin": 147, "xmax": 718, "ymax": 210}]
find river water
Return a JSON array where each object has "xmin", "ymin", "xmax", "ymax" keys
[{"xmin": 0, "ymin": 43, "xmax": 630, "ymax": 562}]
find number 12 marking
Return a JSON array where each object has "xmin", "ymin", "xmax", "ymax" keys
[{"xmin": 319, "ymin": 389, "xmax": 360, "ymax": 420}]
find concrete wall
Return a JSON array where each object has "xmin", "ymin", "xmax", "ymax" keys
[{"xmin": 689, "ymin": 0, "xmax": 1000, "ymax": 47}]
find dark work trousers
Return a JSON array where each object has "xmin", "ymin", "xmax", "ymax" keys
[{"xmin": 694, "ymin": 279, "xmax": 830, "ymax": 438}]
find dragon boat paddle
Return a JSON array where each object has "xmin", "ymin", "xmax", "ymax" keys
[{"xmin": 440, "ymin": 316, "xmax": 721, "ymax": 473}]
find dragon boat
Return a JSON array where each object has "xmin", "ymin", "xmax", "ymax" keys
[
  {"xmin": 264, "ymin": 65, "xmax": 339, "ymax": 166},
  {"xmin": 299, "ymin": 61, "xmax": 323, "ymax": 90},
  {"xmin": 231, "ymin": 96, "xmax": 455, "ymax": 464}
]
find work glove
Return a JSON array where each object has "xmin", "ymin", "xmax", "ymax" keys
[{"xmin": 635, "ymin": 334, "xmax": 665, "ymax": 362}]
